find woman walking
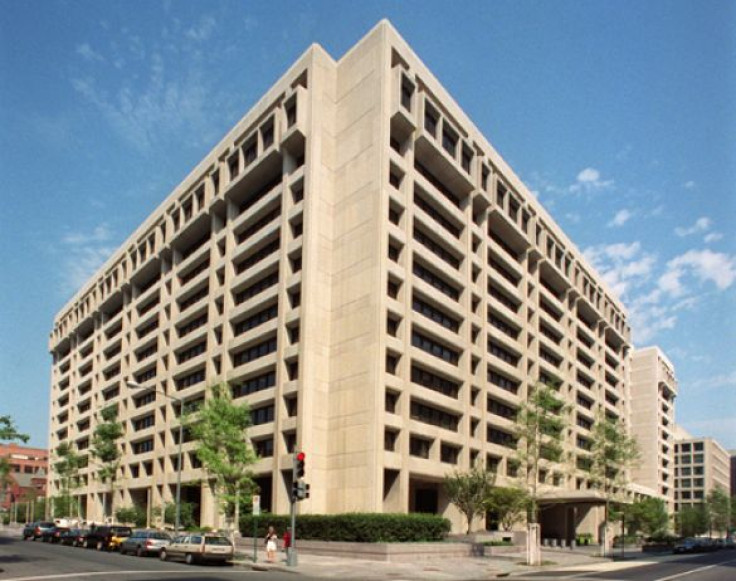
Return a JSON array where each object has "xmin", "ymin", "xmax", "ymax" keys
[{"xmin": 265, "ymin": 525, "xmax": 278, "ymax": 563}]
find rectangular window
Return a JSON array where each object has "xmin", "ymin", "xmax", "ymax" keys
[
  {"xmin": 251, "ymin": 405, "xmax": 275, "ymax": 426},
  {"xmin": 233, "ymin": 305, "xmax": 278, "ymax": 337},
  {"xmin": 409, "ymin": 436, "xmax": 431, "ymax": 459},
  {"xmin": 410, "ymin": 401, "xmax": 459, "ymax": 432},
  {"xmin": 232, "ymin": 337, "xmax": 277, "ymax": 367},
  {"xmin": 410, "ymin": 365, "xmax": 459, "ymax": 399},
  {"xmin": 411, "ymin": 331, "xmax": 460, "ymax": 366}
]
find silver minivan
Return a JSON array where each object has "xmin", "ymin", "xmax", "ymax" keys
[{"xmin": 159, "ymin": 533, "xmax": 233, "ymax": 565}]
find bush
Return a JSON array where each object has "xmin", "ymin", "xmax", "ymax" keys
[
  {"xmin": 575, "ymin": 533, "xmax": 594, "ymax": 545},
  {"xmin": 115, "ymin": 505, "xmax": 147, "ymax": 527},
  {"xmin": 240, "ymin": 513, "xmax": 450, "ymax": 542}
]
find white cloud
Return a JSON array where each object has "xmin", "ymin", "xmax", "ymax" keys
[
  {"xmin": 56, "ymin": 224, "xmax": 117, "ymax": 295},
  {"xmin": 608, "ymin": 209, "xmax": 632, "ymax": 228},
  {"xmin": 569, "ymin": 167, "xmax": 614, "ymax": 194},
  {"xmin": 186, "ymin": 15, "xmax": 216, "ymax": 41},
  {"xmin": 583, "ymin": 242, "xmax": 656, "ymax": 300},
  {"xmin": 683, "ymin": 180, "xmax": 696, "ymax": 189},
  {"xmin": 675, "ymin": 216, "xmax": 711, "ymax": 237},
  {"xmin": 76, "ymin": 42, "xmax": 105, "ymax": 62},
  {"xmin": 704, "ymin": 232, "xmax": 723, "ymax": 243},
  {"xmin": 666, "ymin": 249, "xmax": 736, "ymax": 291}
]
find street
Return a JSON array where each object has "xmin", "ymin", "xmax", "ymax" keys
[
  {"xmin": 0, "ymin": 533, "xmax": 319, "ymax": 581},
  {"xmin": 512, "ymin": 551, "xmax": 736, "ymax": 581}
]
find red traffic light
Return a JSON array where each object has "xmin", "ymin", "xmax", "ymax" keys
[{"xmin": 296, "ymin": 451, "xmax": 306, "ymax": 461}]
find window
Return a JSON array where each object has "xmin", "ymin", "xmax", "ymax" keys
[
  {"xmin": 234, "ymin": 272, "xmax": 279, "ymax": 305},
  {"xmin": 401, "ymin": 79, "xmax": 413, "ymax": 111},
  {"xmin": 385, "ymin": 391, "xmax": 399, "ymax": 413},
  {"xmin": 410, "ymin": 365, "xmax": 459, "ymax": 399},
  {"xmin": 235, "ymin": 240, "xmax": 280, "ymax": 275},
  {"xmin": 132, "ymin": 439, "xmax": 154, "ymax": 455},
  {"xmin": 487, "ymin": 427, "xmax": 516, "ymax": 449},
  {"xmin": 487, "ymin": 397, "xmax": 516, "ymax": 420},
  {"xmin": 178, "ymin": 314, "xmax": 208, "ymax": 338},
  {"xmin": 251, "ymin": 405, "xmax": 275, "ymax": 426},
  {"xmin": 413, "ymin": 262, "xmax": 459, "ymax": 301},
  {"xmin": 176, "ymin": 341, "xmax": 206, "ymax": 364},
  {"xmin": 409, "ymin": 436, "xmax": 431, "ymax": 459},
  {"xmin": 488, "ymin": 340, "xmax": 520, "ymax": 366},
  {"xmin": 410, "ymin": 401, "xmax": 459, "ymax": 432},
  {"xmin": 487, "ymin": 370, "xmax": 519, "ymax": 394},
  {"xmin": 233, "ymin": 304, "xmax": 278, "ymax": 336},
  {"xmin": 442, "ymin": 126, "xmax": 457, "ymax": 157},
  {"xmin": 133, "ymin": 414, "xmax": 155, "ymax": 431},
  {"xmin": 412, "ymin": 331, "xmax": 460, "ymax": 365},
  {"xmin": 236, "ymin": 207, "xmax": 281, "ymax": 245},
  {"xmin": 412, "ymin": 296, "xmax": 460, "ymax": 332},
  {"xmin": 176, "ymin": 369, "xmax": 206, "ymax": 390},
  {"xmin": 254, "ymin": 438, "xmax": 274, "ymax": 458},
  {"xmin": 441, "ymin": 444, "xmax": 459, "ymax": 464},
  {"xmin": 232, "ymin": 371, "xmax": 276, "ymax": 398},
  {"xmin": 414, "ymin": 227, "xmax": 460, "ymax": 269},
  {"xmin": 424, "ymin": 105, "xmax": 438, "ymax": 137},
  {"xmin": 384, "ymin": 430, "xmax": 398, "ymax": 452},
  {"xmin": 232, "ymin": 338, "xmax": 277, "ymax": 367}
]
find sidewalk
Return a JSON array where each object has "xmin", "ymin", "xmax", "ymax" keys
[{"xmin": 233, "ymin": 547, "xmax": 615, "ymax": 579}]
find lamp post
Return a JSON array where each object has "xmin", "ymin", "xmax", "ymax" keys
[{"xmin": 126, "ymin": 379, "xmax": 184, "ymax": 534}]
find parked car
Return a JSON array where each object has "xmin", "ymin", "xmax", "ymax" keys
[
  {"xmin": 41, "ymin": 526, "xmax": 69, "ymax": 543},
  {"xmin": 159, "ymin": 534, "xmax": 234, "ymax": 565},
  {"xmin": 120, "ymin": 530, "xmax": 172, "ymax": 557},
  {"xmin": 60, "ymin": 528, "xmax": 90, "ymax": 547},
  {"xmin": 697, "ymin": 537, "xmax": 719, "ymax": 552},
  {"xmin": 22, "ymin": 521, "xmax": 55, "ymax": 541},
  {"xmin": 85, "ymin": 525, "xmax": 133, "ymax": 551}
]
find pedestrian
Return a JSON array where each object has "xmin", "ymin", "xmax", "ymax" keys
[
  {"xmin": 265, "ymin": 525, "xmax": 278, "ymax": 562},
  {"xmin": 283, "ymin": 527, "xmax": 291, "ymax": 553}
]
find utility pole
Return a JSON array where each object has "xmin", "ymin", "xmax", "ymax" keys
[{"xmin": 287, "ymin": 452, "xmax": 309, "ymax": 567}]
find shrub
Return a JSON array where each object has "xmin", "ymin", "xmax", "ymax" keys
[
  {"xmin": 240, "ymin": 513, "xmax": 450, "ymax": 542},
  {"xmin": 575, "ymin": 533, "xmax": 594, "ymax": 545},
  {"xmin": 115, "ymin": 505, "xmax": 147, "ymax": 527}
]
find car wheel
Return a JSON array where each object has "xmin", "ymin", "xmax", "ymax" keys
[
  {"xmin": 136, "ymin": 546, "xmax": 143, "ymax": 558},
  {"xmin": 185, "ymin": 553, "xmax": 194, "ymax": 565},
  {"xmin": 159, "ymin": 549, "xmax": 167, "ymax": 562}
]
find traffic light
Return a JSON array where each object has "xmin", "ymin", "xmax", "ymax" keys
[
  {"xmin": 294, "ymin": 451, "xmax": 306, "ymax": 479},
  {"xmin": 291, "ymin": 480, "xmax": 310, "ymax": 502}
]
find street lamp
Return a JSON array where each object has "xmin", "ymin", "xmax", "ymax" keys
[{"xmin": 126, "ymin": 378, "xmax": 184, "ymax": 534}]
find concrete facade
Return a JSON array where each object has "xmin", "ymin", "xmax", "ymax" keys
[
  {"xmin": 629, "ymin": 347, "xmax": 677, "ymax": 512},
  {"xmin": 673, "ymin": 425, "xmax": 730, "ymax": 511},
  {"xmin": 47, "ymin": 21, "xmax": 633, "ymax": 535}
]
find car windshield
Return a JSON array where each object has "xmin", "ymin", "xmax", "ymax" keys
[
  {"xmin": 151, "ymin": 532, "xmax": 171, "ymax": 540},
  {"xmin": 205, "ymin": 536, "xmax": 232, "ymax": 546}
]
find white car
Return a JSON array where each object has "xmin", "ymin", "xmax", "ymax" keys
[{"xmin": 159, "ymin": 533, "xmax": 234, "ymax": 565}]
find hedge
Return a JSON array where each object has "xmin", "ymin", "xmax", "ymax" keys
[{"xmin": 240, "ymin": 513, "xmax": 451, "ymax": 542}]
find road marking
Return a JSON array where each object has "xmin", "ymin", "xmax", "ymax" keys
[
  {"xmin": 3, "ymin": 571, "xmax": 256, "ymax": 581},
  {"xmin": 650, "ymin": 556, "xmax": 736, "ymax": 581}
]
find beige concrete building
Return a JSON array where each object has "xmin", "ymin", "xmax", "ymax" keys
[
  {"xmin": 48, "ymin": 21, "xmax": 633, "ymax": 536},
  {"xmin": 673, "ymin": 425, "xmax": 730, "ymax": 511},
  {"xmin": 629, "ymin": 347, "xmax": 677, "ymax": 511}
]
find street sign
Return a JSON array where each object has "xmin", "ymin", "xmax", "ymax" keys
[{"xmin": 252, "ymin": 494, "xmax": 261, "ymax": 516}]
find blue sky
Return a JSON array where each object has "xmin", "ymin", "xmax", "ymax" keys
[{"xmin": 1, "ymin": 1, "xmax": 734, "ymax": 450}]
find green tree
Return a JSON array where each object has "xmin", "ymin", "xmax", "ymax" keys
[
  {"xmin": 513, "ymin": 381, "xmax": 570, "ymax": 565},
  {"xmin": 706, "ymin": 487, "xmax": 730, "ymax": 535},
  {"xmin": 185, "ymin": 383, "xmax": 257, "ymax": 535},
  {"xmin": 115, "ymin": 505, "xmax": 147, "ymax": 527},
  {"xmin": 90, "ymin": 404, "xmax": 123, "ymax": 520},
  {"xmin": 0, "ymin": 415, "xmax": 29, "ymax": 443},
  {"xmin": 676, "ymin": 505, "xmax": 709, "ymax": 537},
  {"xmin": 589, "ymin": 413, "xmax": 640, "ymax": 554},
  {"xmin": 163, "ymin": 501, "xmax": 196, "ymax": 529},
  {"xmin": 443, "ymin": 462, "xmax": 496, "ymax": 534},
  {"xmin": 486, "ymin": 486, "xmax": 529, "ymax": 532},
  {"xmin": 624, "ymin": 497, "xmax": 669, "ymax": 537},
  {"xmin": 54, "ymin": 442, "xmax": 82, "ymax": 518}
]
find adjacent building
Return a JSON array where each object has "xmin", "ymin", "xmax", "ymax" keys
[
  {"xmin": 730, "ymin": 451, "xmax": 736, "ymax": 497},
  {"xmin": 673, "ymin": 425, "xmax": 731, "ymax": 511},
  {"xmin": 47, "ymin": 21, "xmax": 633, "ymax": 535},
  {"xmin": 0, "ymin": 444, "xmax": 48, "ymax": 512},
  {"xmin": 629, "ymin": 347, "xmax": 677, "ymax": 511}
]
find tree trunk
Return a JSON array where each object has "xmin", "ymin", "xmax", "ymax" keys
[{"xmin": 233, "ymin": 484, "xmax": 241, "ymax": 541}]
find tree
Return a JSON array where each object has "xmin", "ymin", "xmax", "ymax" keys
[
  {"xmin": 54, "ymin": 442, "xmax": 82, "ymax": 518},
  {"xmin": 443, "ymin": 462, "xmax": 496, "ymax": 534},
  {"xmin": 163, "ymin": 501, "xmax": 196, "ymax": 529},
  {"xmin": 115, "ymin": 505, "xmax": 147, "ymax": 527},
  {"xmin": 623, "ymin": 497, "xmax": 669, "ymax": 537},
  {"xmin": 185, "ymin": 383, "xmax": 257, "ymax": 536},
  {"xmin": 513, "ymin": 380, "xmax": 570, "ymax": 564},
  {"xmin": 486, "ymin": 486, "xmax": 529, "ymax": 532},
  {"xmin": 0, "ymin": 415, "xmax": 29, "ymax": 443},
  {"xmin": 90, "ymin": 404, "xmax": 123, "ymax": 520},
  {"xmin": 676, "ymin": 505, "xmax": 709, "ymax": 537},
  {"xmin": 589, "ymin": 413, "xmax": 640, "ymax": 555},
  {"xmin": 706, "ymin": 487, "xmax": 731, "ymax": 535}
]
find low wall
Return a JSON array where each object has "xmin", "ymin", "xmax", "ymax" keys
[{"xmin": 237, "ymin": 537, "xmax": 474, "ymax": 562}]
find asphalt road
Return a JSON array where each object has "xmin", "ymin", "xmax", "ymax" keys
[
  {"xmin": 0, "ymin": 533, "xmax": 319, "ymax": 581},
  {"xmin": 512, "ymin": 551, "xmax": 736, "ymax": 581}
]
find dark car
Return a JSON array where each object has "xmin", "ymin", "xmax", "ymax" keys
[
  {"xmin": 120, "ymin": 530, "xmax": 172, "ymax": 557},
  {"xmin": 673, "ymin": 537, "xmax": 702, "ymax": 554},
  {"xmin": 85, "ymin": 525, "xmax": 133, "ymax": 551},
  {"xmin": 60, "ymin": 528, "xmax": 90, "ymax": 547},
  {"xmin": 41, "ymin": 526, "xmax": 69, "ymax": 543},
  {"xmin": 22, "ymin": 521, "xmax": 55, "ymax": 541}
]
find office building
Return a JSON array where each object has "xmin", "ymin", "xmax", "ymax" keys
[
  {"xmin": 48, "ymin": 21, "xmax": 632, "ymax": 535},
  {"xmin": 629, "ymin": 347, "xmax": 677, "ymax": 511},
  {"xmin": 674, "ymin": 425, "xmax": 730, "ymax": 511}
]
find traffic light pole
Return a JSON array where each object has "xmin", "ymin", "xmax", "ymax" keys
[{"xmin": 287, "ymin": 496, "xmax": 297, "ymax": 566}]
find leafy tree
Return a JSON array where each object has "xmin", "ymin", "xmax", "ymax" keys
[
  {"xmin": 0, "ymin": 415, "xmax": 29, "ymax": 443},
  {"xmin": 185, "ymin": 383, "xmax": 257, "ymax": 535},
  {"xmin": 623, "ymin": 497, "xmax": 669, "ymax": 537},
  {"xmin": 589, "ymin": 413, "xmax": 639, "ymax": 554},
  {"xmin": 513, "ymin": 381, "xmax": 570, "ymax": 565},
  {"xmin": 164, "ymin": 501, "xmax": 196, "ymax": 529},
  {"xmin": 115, "ymin": 505, "xmax": 147, "ymax": 527},
  {"xmin": 54, "ymin": 442, "xmax": 82, "ymax": 518},
  {"xmin": 486, "ymin": 486, "xmax": 529, "ymax": 531},
  {"xmin": 676, "ymin": 505, "xmax": 709, "ymax": 537},
  {"xmin": 443, "ymin": 462, "xmax": 496, "ymax": 534},
  {"xmin": 706, "ymin": 487, "xmax": 730, "ymax": 535},
  {"xmin": 90, "ymin": 404, "xmax": 123, "ymax": 519},
  {"xmin": 514, "ymin": 381, "xmax": 570, "ymax": 524}
]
